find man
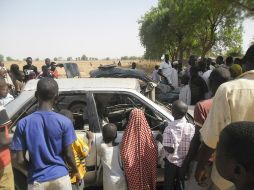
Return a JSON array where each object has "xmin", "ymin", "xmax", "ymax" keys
[
  {"xmin": 131, "ymin": 62, "xmax": 136, "ymax": 69},
  {"xmin": 0, "ymin": 105, "xmax": 14, "ymax": 189},
  {"xmin": 23, "ymin": 57, "xmax": 38, "ymax": 82},
  {"xmin": 158, "ymin": 54, "xmax": 174, "ymax": 87},
  {"xmin": 215, "ymin": 56, "xmax": 224, "ymax": 67},
  {"xmin": 195, "ymin": 44, "xmax": 254, "ymax": 190},
  {"xmin": 11, "ymin": 78, "xmax": 80, "ymax": 190},
  {"xmin": 182, "ymin": 68, "xmax": 230, "ymax": 190},
  {"xmin": 221, "ymin": 56, "xmax": 233, "ymax": 69},
  {"xmin": 189, "ymin": 66, "xmax": 208, "ymax": 105},
  {"xmin": 45, "ymin": 58, "xmax": 51, "ymax": 69},
  {"xmin": 152, "ymin": 65, "xmax": 160, "ymax": 83}
]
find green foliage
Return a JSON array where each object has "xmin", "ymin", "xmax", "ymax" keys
[
  {"xmin": 67, "ymin": 57, "xmax": 72, "ymax": 61},
  {"xmin": 0, "ymin": 54, "xmax": 4, "ymax": 62},
  {"xmin": 121, "ymin": 56, "xmax": 141, "ymax": 60},
  {"xmin": 139, "ymin": 0, "xmax": 243, "ymax": 60}
]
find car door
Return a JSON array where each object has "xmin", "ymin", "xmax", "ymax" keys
[{"xmin": 91, "ymin": 91, "xmax": 170, "ymax": 186}]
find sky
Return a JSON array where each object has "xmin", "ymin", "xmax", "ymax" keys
[{"xmin": 0, "ymin": 0, "xmax": 253, "ymax": 60}]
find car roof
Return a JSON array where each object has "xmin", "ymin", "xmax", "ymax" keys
[
  {"xmin": 24, "ymin": 78, "xmax": 141, "ymax": 91},
  {"xmin": 90, "ymin": 66, "xmax": 153, "ymax": 82}
]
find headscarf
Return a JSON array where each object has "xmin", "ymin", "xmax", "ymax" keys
[
  {"xmin": 230, "ymin": 64, "xmax": 242, "ymax": 78},
  {"xmin": 121, "ymin": 109, "xmax": 157, "ymax": 190}
]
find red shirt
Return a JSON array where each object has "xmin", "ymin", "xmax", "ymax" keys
[
  {"xmin": 0, "ymin": 106, "xmax": 11, "ymax": 168},
  {"xmin": 194, "ymin": 99, "xmax": 213, "ymax": 127}
]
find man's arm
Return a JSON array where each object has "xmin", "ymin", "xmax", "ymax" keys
[
  {"xmin": 0, "ymin": 127, "xmax": 11, "ymax": 149},
  {"xmin": 12, "ymin": 150, "xmax": 28, "ymax": 176},
  {"xmin": 63, "ymin": 144, "xmax": 80, "ymax": 180}
]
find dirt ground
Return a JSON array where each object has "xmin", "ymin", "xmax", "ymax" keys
[{"xmin": 4, "ymin": 60, "xmax": 161, "ymax": 78}]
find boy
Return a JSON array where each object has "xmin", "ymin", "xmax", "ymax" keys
[
  {"xmin": 0, "ymin": 79, "xmax": 14, "ymax": 106},
  {"xmin": 11, "ymin": 78, "xmax": 79, "ymax": 190},
  {"xmin": 163, "ymin": 100, "xmax": 195, "ymax": 190},
  {"xmin": 216, "ymin": 122, "xmax": 254, "ymax": 190},
  {"xmin": 59, "ymin": 109, "xmax": 94, "ymax": 190}
]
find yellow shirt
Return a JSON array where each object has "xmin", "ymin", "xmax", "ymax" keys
[
  {"xmin": 70, "ymin": 134, "xmax": 90, "ymax": 183},
  {"xmin": 200, "ymin": 71, "xmax": 254, "ymax": 190}
]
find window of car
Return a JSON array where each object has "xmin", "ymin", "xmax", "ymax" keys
[
  {"xmin": 10, "ymin": 92, "xmax": 91, "ymax": 132},
  {"xmin": 93, "ymin": 92, "xmax": 167, "ymax": 131}
]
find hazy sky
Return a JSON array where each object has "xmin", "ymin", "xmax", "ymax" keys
[{"xmin": 0, "ymin": 0, "xmax": 253, "ymax": 60}]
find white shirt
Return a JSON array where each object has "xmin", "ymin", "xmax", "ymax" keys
[
  {"xmin": 179, "ymin": 85, "xmax": 191, "ymax": 105},
  {"xmin": 99, "ymin": 143, "xmax": 127, "ymax": 190},
  {"xmin": 0, "ymin": 93, "xmax": 14, "ymax": 106},
  {"xmin": 170, "ymin": 68, "xmax": 178, "ymax": 88},
  {"xmin": 163, "ymin": 117, "xmax": 195, "ymax": 167},
  {"xmin": 159, "ymin": 61, "xmax": 172, "ymax": 83},
  {"xmin": 152, "ymin": 70, "xmax": 160, "ymax": 83},
  {"xmin": 202, "ymin": 70, "xmax": 213, "ymax": 86}
]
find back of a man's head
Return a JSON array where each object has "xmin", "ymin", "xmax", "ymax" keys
[
  {"xmin": 225, "ymin": 56, "xmax": 233, "ymax": 66},
  {"xmin": 243, "ymin": 44, "xmax": 254, "ymax": 71},
  {"xmin": 209, "ymin": 67, "xmax": 230, "ymax": 95},
  {"xmin": 36, "ymin": 78, "xmax": 58, "ymax": 101}
]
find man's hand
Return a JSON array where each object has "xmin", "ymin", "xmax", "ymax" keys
[
  {"xmin": 71, "ymin": 172, "xmax": 82, "ymax": 184},
  {"xmin": 86, "ymin": 131, "xmax": 94, "ymax": 141},
  {"xmin": 195, "ymin": 163, "xmax": 208, "ymax": 186}
]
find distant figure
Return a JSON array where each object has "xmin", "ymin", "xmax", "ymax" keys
[
  {"xmin": 131, "ymin": 62, "xmax": 136, "ymax": 69},
  {"xmin": 179, "ymin": 75, "xmax": 191, "ymax": 105},
  {"xmin": 184, "ymin": 55, "xmax": 197, "ymax": 77},
  {"xmin": 216, "ymin": 122, "xmax": 254, "ymax": 190},
  {"xmin": 230, "ymin": 64, "xmax": 242, "ymax": 79},
  {"xmin": 99, "ymin": 123, "xmax": 127, "ymax": 190},
  {"xmin": 216, "ymin": 56, "xmax": 224, "ymax": 67},
  {"xmin": 0, "ymin": 62, "xmax": 14, "ymax": 88},
  {"xmin": 37, "ymin": 65, "xmax": 53, "ymax": 79},
  {"xmin": 158, "ymin": 54, "xmax": 173, "ymax": 87},
  {"xmin": 9, "ymin": 64, "xmax": 25, "ymax": 95},
  {"xmin": 189, "ymin": 66, "xmax": 208, "ymax": 105},
  {"xmin": 0, "ymin": 79, "xmax": 14, "ymax": 106},
  {"xmin": 163, "ymin": 100, "xmax": 195, "ymax": 190},
  {"xmin": 152, "ymin": 65, "xmax": 160, "ymax": 83},
  {"xmin": 118, "ymin": 61, "xmax": 122, "ymax": 67},
  {"xmin": 23, "ymin": 57, "xmax": 38, "ymax": 82},
  {"xmin": 50, "ymin": 62, "xmax": 59, "ymax": 79},
  {"xmin": 234, "ymin": 57, "xmax": 241, "ymax": 65},
  {"xmin": 45, "ymin": 58, "xmax": 51, "ymax": 69},
  {"xmin": 223, "ymin": 56, "xmax": 233, "ymax": 69}
]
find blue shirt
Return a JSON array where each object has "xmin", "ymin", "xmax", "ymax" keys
[{"xmin": 11, "ymin": 111, "xmax": 76, "ymax": 183}]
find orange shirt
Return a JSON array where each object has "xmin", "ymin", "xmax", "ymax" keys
[{"xmin": 0, "ymin": 106, "xmax": 11, "ymax": 168}]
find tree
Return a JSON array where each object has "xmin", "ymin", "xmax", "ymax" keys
[
  {"xmin": 218, "ymin": 0, "xmax": 254, "ymax": 16},
  {"xmin": 139, "ymin": 0, "xmax": 243, "ymax": 60},
  {"xmin": 81, "ymin": 54, "xmax": 88, "ymax": 61},
  {"xmin": 0, "ymin": 54, "xmax": 4, "ymax": 62},
  {"xmin": 6, "ymin": 56, "xmax": 15, "ymax": 61},
  {"xmin": 54, "ymin": 57, "xmax": 58, "ymax": 61},
  {"xmin": 35, "ymin": 58, "xmax": 40, "ymax": 61}
]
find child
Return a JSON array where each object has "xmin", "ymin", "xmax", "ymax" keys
[
  {"xmin": 38, "ymin": 65, "xmax": 53, "ymax": 79},
  {"xmin": 163, "ymin": 100, "xmax": 195, "ymax": 190},
  {"xmin": 179, "ymin": 75, "xmax": 191, "ymax": 105},
  {"xmin": 0, "ymin": 79, "xmax": 14, "ymax": 106},
  {"xmin": 100, "ymin": 123, "xmax": 127, "ymax": 190},
  {"xmin": 216, "ymin": 122, "xmax": 254, "ymax": 190},
  {"xmin": 152, "ymin": 65, "xmax": 160, "ymax": 83},
  {"xmin": 59, "ymin": 109, "xmax": 94, "ymax": 190}
]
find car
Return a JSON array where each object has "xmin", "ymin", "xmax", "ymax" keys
[
  {"xmin": 6, "ymin": 78, "xmax": 191, "ymax": 188},
  {"xmin": 90, "ymin": 65, "xmax": 179, "ymax": 104}
]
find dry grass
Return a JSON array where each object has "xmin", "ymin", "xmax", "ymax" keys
[{"xmin": 4, "ymin": 60, "xmax": 161, "ymax": 78}]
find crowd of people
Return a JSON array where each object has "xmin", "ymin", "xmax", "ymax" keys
[
  {"xmin": 0, "ymin": 44, "xmax": 254, "ymax": 190},
  {"xmin": 0, "ymin": 57, "xmax": 59, "ymax": 104}
]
